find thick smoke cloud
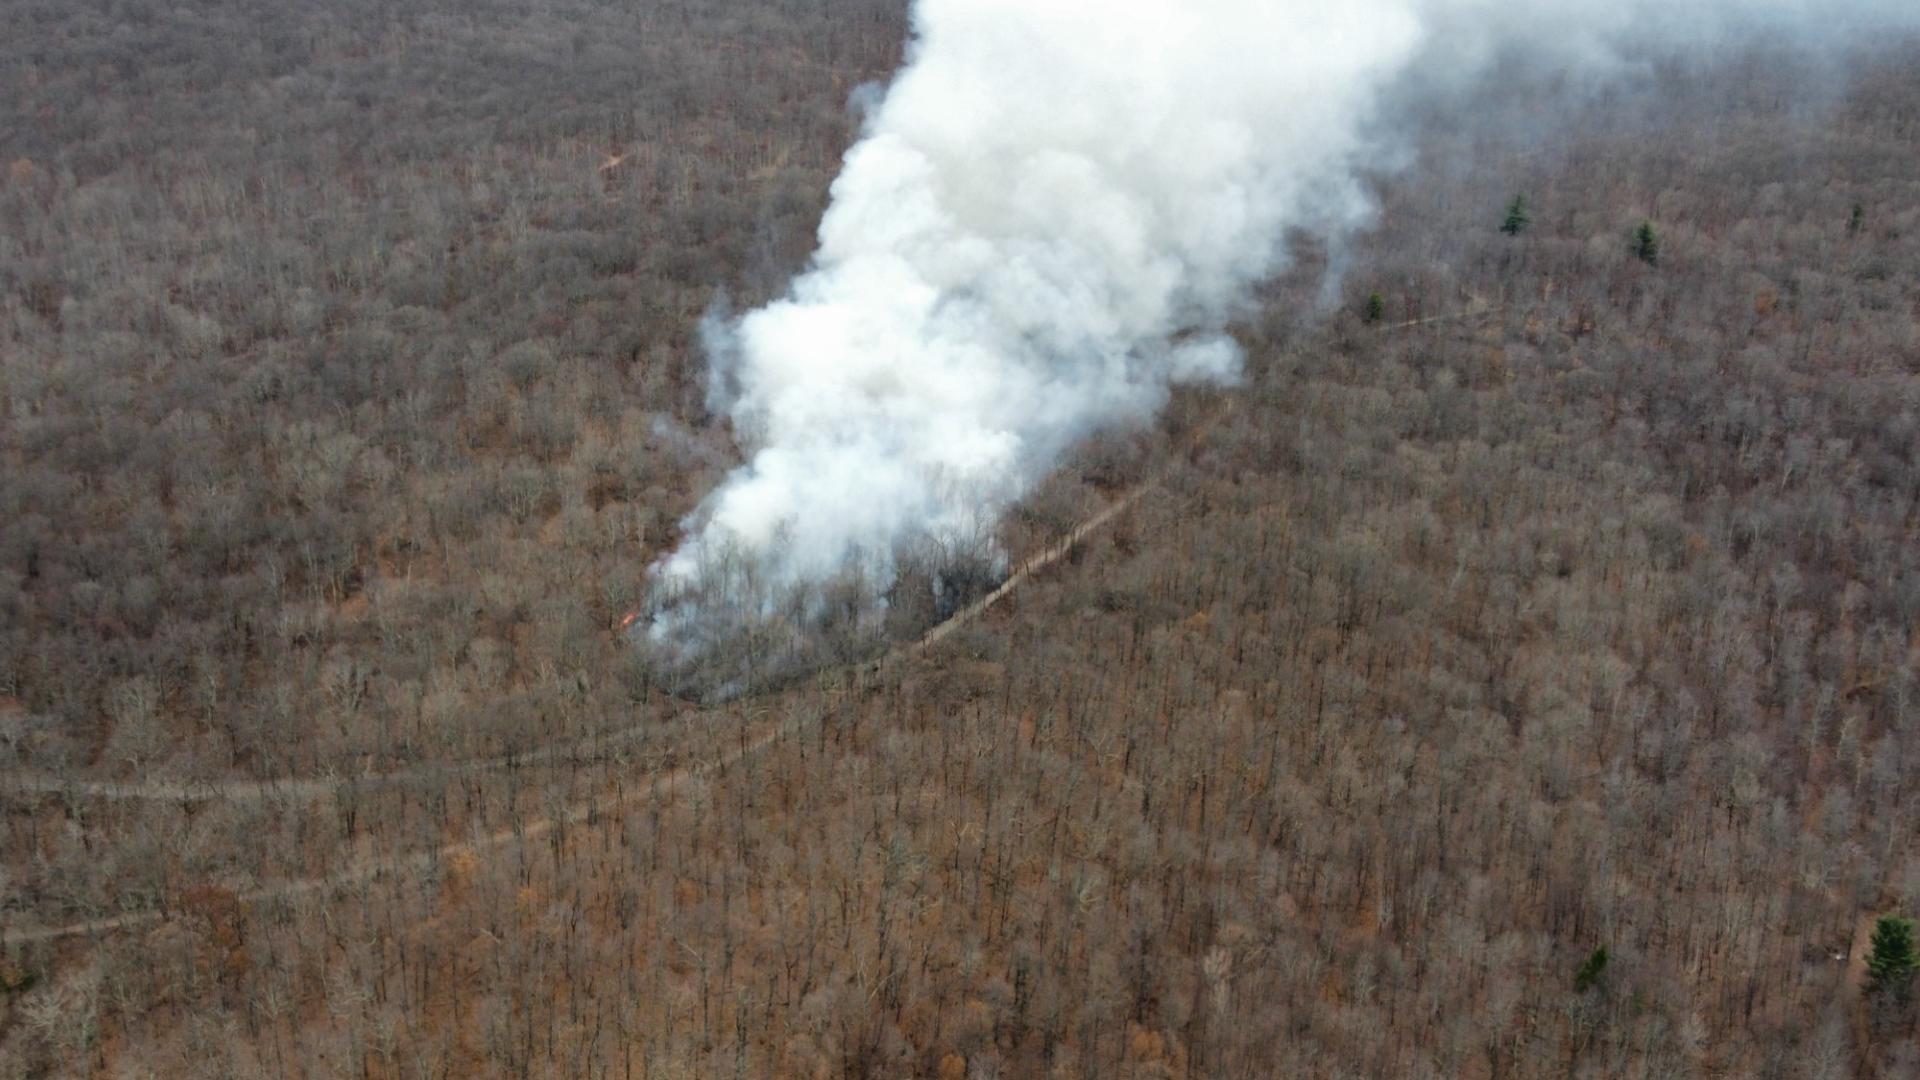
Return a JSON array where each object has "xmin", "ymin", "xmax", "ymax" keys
[{"xmin": 648, "ymin": 0, "xmax": 1916, "ymax": 650}]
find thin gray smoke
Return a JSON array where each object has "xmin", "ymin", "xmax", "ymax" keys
[{"xmin": 648, "ymin": 0, "xmax": 1918, "ymax": 650}]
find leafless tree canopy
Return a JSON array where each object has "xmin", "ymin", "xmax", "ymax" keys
[{"xmin": 2, "ymin": 1, "xmax": 1919, "ymax": 1076}]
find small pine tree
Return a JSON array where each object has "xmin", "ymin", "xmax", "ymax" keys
[
  {"xmin": 1632, "ymin": 221, "xmax": 1660, "ymax": 266},
  {"xmin": 1849, "ymin": 202, "xmax": 1866, "ymax": 236},
  {"xmin": 1574, "ymin": 946, "xmax": 1609, "ymax": 993},
  {"xmin": 1868, "ymin": 916, "xmax": 1917, "ymax": 1002},
  {"xmin": 1500, "ymin": 194, "xmax": 1531, "ymax": 236},
  {"xmin": 1364, "ymin": 292, "xmax": 1385, "ymax": 324}
]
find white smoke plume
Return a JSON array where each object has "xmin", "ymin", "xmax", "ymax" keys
[{"xmin": 648, "ymin": 0, "xmax": 1916, "ymax": 653}]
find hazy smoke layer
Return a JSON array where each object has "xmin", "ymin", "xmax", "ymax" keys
[{"xmin": 649, "ymin": 0, "xmax": 1915, "ymax": 645}]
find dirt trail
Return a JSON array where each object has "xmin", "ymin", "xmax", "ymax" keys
[
  {"xmin": 0, "ymin": 394, "xmax": 1261, "ymax": 808},
  {"xmin": 0, "ymin": 773, "xmax": 337, "ymax": 803},
  {"xmin": 910, "ymin": 402, "xmax": 1234, "ymax": 658},
  {"xmin": 0, "ymin": 397, "xmax": 1229, "ymax": 946},
  {"xmin": 3, "ymin": 306, "xmax": 1499, "ymax": 808},
  {"xmin": 0, "ymin": 723, "xmax": 673, "ymax": 805},
  {"xmin": 2, "ymin": 716, "xmax": 793, "ymax": 947},
  {"xmin": 1380, "ymin": 305, "xmax": 1503, "ymax": 332},
  {"xmin": 0, "ymin": 432, "xmax": 1199, "ymax": 809},
  {"xmin": 1, "ymin": 305, "xmax": 1498, "ymax": 946}
]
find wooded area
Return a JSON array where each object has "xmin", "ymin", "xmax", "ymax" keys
[{"xmin": 3, "ymin": 0, "xmax": 1919, "ymax": 1076}]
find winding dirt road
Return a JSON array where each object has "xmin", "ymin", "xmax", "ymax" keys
[
  {"xmin": 1, "ymin": 303, "xmax": 1500, "ymax": 946},
  {"xmin": 0, "ymin": 396, "xmax": 1237, "ymax": 946},
  {"xmin": 1, "ymin": 305, "xmax": 1500, "ymax": 810},
  {"xmin": 2, "ymin": 717, "xmax": 792, "ymax": 946}
]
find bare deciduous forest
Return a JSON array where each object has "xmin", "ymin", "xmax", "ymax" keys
[{"xmin": 3, "ymin": 1, "xmax": 1920, "ymax": 1076}]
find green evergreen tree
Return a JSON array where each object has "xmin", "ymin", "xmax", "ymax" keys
[
  {"xmin": 1364, "ymin": 292, "xmax": 1385, "ymax": 324},
  {"xmin": 1574, "ymin": 946, "xmax": 1609, "ymax": 993},
  {"xmin": 1632, "ymin": 220, "xmax": 1660, "ymax": 266},
  {"xmin": 1868, "ymin": 916, "xmax": 1917, "ymax": 1002},
  {"xmin": 1500, "ymin": 194, "xmax": 1532, "ymax": 236},
  {"xmin": 1849, "ymin": 202, "xmax": 1866, "ymax": 236}
]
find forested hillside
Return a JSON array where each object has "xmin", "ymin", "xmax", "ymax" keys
[{"xmin": 4, "ymin": 1, "xmax": 1920, "ymax": 1076}]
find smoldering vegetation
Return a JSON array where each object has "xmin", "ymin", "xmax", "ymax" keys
[
  {"xmin": 643, "ymin": 0, "xmax": 1920, "ymax": 667},
  {"xmin": 2, "ymin": 0, "xmax": 1920, "ymax": 1077},
  {"xmin": 635, "ymin": 417, "xmax": 1169, "ymax": 701},
  {"xmin": 636, "ymin": 523, "xmax": 1006, "ymax": 701}
]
